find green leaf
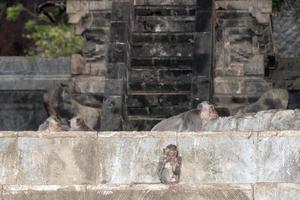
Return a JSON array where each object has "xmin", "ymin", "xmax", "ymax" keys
[
  {"xmin": 25, "ymin": 20, "xmax": 36, "ymax": 30},
  {"xmin": 6, "ymin": 3, "xmax": 23, "ymax": 22}
]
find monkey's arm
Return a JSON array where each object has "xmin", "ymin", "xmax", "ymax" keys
[{"xmin": 173, "ymin": 156, "xmax": 182, "ymax": 175}]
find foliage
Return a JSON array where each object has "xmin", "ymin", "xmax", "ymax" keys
[
  {"xmin": 6, "ymin": 3, "xmax": 22, "ymax": 21},
  {"xmin": 272, "ymin": 0, "xmax": 284, "ymax": 12},
  {"xmin": 25, "ymin": 22, "xmax": 83, "ymax": 57},
  {"xmin": 6, "ymin": 2, "xmax": 83, "ymax": 57}
]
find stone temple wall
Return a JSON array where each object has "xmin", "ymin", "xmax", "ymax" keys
[
  {"xmin": 213, "ymin": 0, "xmax": 273, "ymax": 115},
  {"xmin": 0, "ymin": 57, "xmax": 71, "ymax": 131},
  {"xmin": 2, "ymin": 131, "xmax": 300, "ymax": 199},
  {"xmin": 66, "ymin": 0, "xmax": 113, "ymax": 124}
]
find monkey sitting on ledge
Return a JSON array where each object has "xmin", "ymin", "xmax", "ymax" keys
[{"xmin": 157, "ymin": 144, "xmax": 182, "ymax": 184}]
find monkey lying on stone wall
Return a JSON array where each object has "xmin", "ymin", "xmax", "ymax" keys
[
  {"xmin": 151, "ymin": 101, "xmax": 219, "ymax": 132},
  {"xmin": 152, "ymin": 101, "xmax": 300, "ymax": 132}
]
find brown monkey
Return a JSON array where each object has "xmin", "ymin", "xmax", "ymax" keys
[
  {"xmin": 38, "ymin": 116, "xmax": 69, "ymax": 132},
  {"xmin": 151, "ymin": 101, "xmax": 219, "ymax": 132},
  {"xmin": 157, "ymin": 144, "xmax": 182, "ymax": 184},
  {"xmin": 69, "ymin": 116, "xmax": 93, "ymax": 131}
]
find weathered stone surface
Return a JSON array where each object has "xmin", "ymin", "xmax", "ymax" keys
[
  {"xmin": 73, "ymin": 76, "xmax": 105, "ymax": 94},
  {"xmin": 178, "ymin": 134, "xmax": 256, "ymax": 183},
  {"xmin": 0, "ymin": 57, "xmax": 71, "ymax": 75},
  {"xmin": 0, "ymin": 57, "xmax": 71, "ymax": 90},
  {"xmin": 2, "ymin": 184, "xmax": 253, "ymax": 200},
  {"xmin": 71, "ymin": 54, "xmax": 90, "ymax": 75},
  {"xmin": 244, "ymin": 55, "xmax": 264, "ymax": 76},
  {"xmin": 90, "ymin": 62, "xmax": 107, "ymax": 76},
  {"xmin": 0, "ymin": 91, "xmax": 48, "ymax": 131},
  {"xmin": 86, "ymin": 184, "xmax": 253, "ymax": 200},
  {"xmin": 255, "ymin": 183, "xmax": 300, "ymax": 200},
  {"xmin": 2, "ymin": 131, "xmax": 300, "ymax": 184},
  {"xmin": 16, "ymin": 133, "xmax": 99, "ymax": 185},
  {"xmin": 237, "ymin": 89, "xmax": 289, "ymax": 114},
  {"xmin": 273, "ymin": 11, "xmax": 300, "ymax": 58},
  {"xmin": 257, "ymin": 136, "xmax": 300, "ymax": 182},
  {"xmin": 2, "ymin": 185, "xmax": 86, "ymax": 200},
  {"xmin": 134, "ymin": 0, "xmax": 196, "ymax": 5},
  {"xmin": 0, "ymin": 137, "xmax": 18, "ymax": 185},
  {"xmin": 203, "ymin": 109, "xmax": 300, "ymax": 132},
  {"xmin": 96, "ymin": 132, "xmax": 177, "ymax": 184},
  {"xmin": 76, "ymin": 103, "xmax": 101, "ymax": 130},
  {"xmin": 214, "ymin": 77, "xmax": 245, "ymax": 95}
]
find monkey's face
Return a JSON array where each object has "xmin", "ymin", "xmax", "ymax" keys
[
  {"xmin": 200, "ymin": 105, "xmax": 219, "ymax": 120},
  {"xmin": 168, "ymin": 149, "xmax": 178, "ymax": 159}
]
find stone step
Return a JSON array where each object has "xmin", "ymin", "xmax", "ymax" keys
[
  {"xmin": 127, "ymin": 94, "xmax": 191, "ymax": 108},
  {"xmin": 127, "ymin": 106, "xmax": 188, "ymax": 117},
  {"xmin": 133, "ymin": 16, "xmax": 195, "ymax": 32},
  {"xmin": 131, "ymin": 32, "xmax": 195, "ymax": 44},
  {"xmin": 4, "ymin": 183, "xmax": 300, "ymax": 200},
  {"xmin": 131, "ymin": 43, "xmax": 193, "ymax": 57},
  {"xmin": 216, "ymin": 11, "xmax": 253, "ymax": 19},
  {"xmin": 126, "ymin": 117, "xmax": 162, "ymax": 130},
  {"xmin": 129, "ymin": 68, "xmax": 192, "ymax": 85},
  {"xmin": 131, "ymin": 57, "xmax": 193, "ymax": 67},
  {"xmin": 134, "ymin": 5, "xmax": 196, "ymax": 16},
  {"xmin": 128, "ymin": 82, "xmax": 191, "ymax": 93},
  {"xmin": 134, "ymin": 0, "xmax": 196, "ymax": 6},
  {"xmin": 128, "ymin": 91, "xmax": 191, "ymax": 95}
]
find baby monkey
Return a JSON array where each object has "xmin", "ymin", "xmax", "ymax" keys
[{"xmin": 157, "ymin": 144, "xmax": 182, "ymax": 184}]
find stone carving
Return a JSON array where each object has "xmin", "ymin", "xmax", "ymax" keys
[{"xmin": 157, "ymin": 144, "xmax": 182, "ymax": 184}]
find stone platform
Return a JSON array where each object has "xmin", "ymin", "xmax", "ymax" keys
[{"xmin": 1, "ymin": 131, "xmax": 300, "ymax": 199}]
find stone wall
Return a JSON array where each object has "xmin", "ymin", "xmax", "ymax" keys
[
  {"xmin": 2, "ymin": 131, "xmax": 300, "ymax": 199},
  {"xmin": 2, "ymin": 131, "xmax": 300, "ymax": 185},
  {"xmin": 66, "ymin": 0, "xmax": 113, "ymax": 120},
  {"xmin": 0, "ymin": 57, "xmax": 71, "ymax": 131},
  {"xmin": 214, "ymin": 0, "xmax": 273, "ymax": 115}
]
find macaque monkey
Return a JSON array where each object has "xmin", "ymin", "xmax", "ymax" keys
[
  {"xmin": 38, "ymin": 116, "xmax": 69, "ymax": 132},
  {"xmin": 69, "ymin": 116, "xmax": 93, "ymax": 131},
  {"xmin": 157, "ymin": 144, "xmax": 182, "ymax": 184},
  {"xmin": 152, "ymin": 101, "xmax": 219, "ymax": 132}
]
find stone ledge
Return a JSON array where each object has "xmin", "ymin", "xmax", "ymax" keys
[
  {"xmin": 2, "ymin": 183, "xmax": 300, "ymax": 200},
  {"xmin": 1, "ymin": 130, "xmax": 300, "ymax": 138}
]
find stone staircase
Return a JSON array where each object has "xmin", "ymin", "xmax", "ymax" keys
[{"xmin": 124, "ymin": 0, "xmax": 212, "ymax": 130}]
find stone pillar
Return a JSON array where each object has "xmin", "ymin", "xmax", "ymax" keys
[
  {"xmin": 100, "ymin": 0, "xmax": 131, "ymax": 131},
  {"xmin": 191, "ymin": 0, "xmax": 214, "ymax": 107},
  {"xmin": 213, "ymin": 0, "xmax": 273, "ymax": 115},
  {"xmin": 66, "ymin": 0, "xmax": 113, "ymax": 130}
]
